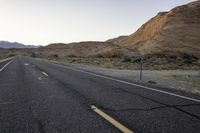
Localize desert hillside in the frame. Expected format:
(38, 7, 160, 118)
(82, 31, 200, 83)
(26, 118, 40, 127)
(38, 41, 127, 58)
(0, 41, 38, 48)
(110, 0, 200, 58)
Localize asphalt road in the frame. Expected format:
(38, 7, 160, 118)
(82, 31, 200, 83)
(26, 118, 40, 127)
(0, 56, 200, 133)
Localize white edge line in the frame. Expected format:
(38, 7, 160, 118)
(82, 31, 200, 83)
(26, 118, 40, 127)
(0, 60, 12, 72)
(63, 65, 200, 103)
(42, 72, 48, 76)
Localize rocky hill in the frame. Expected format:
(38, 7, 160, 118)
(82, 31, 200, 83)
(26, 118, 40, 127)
(109, 0, 200, 58)
(38, 41, 126, 58)
(0, 41, 37, 48)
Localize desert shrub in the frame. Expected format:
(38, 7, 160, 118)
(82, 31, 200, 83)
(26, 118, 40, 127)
(172, 75, 177, 78)
(122, 56, 132, 62)
(70, 59, 76, 63)
(148, 80, 157, 84)
(31, 52, 36, 57)
(104, 62, 113, 68)
(181, 53, 198, 64)
(68, 54, 77, 58)
(52, 54, 58, 58)
(96, 54, 104, 58)
(168, 55, 177, 59)
(100, 50, 124, 58)
(8, 54, 15, 57)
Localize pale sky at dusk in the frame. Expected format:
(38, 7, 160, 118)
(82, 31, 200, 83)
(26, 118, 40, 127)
(0, 0, 196, 45)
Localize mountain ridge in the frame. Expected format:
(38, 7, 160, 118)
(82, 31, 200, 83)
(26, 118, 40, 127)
(0, 41, 38, 49)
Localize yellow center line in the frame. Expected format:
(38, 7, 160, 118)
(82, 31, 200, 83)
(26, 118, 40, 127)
(91, 105, 134, 133)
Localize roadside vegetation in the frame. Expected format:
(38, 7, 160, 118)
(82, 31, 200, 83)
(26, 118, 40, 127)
(33, 53, 200, 70)
(0, 56, 13, 61)
(0, 56, 8, 60)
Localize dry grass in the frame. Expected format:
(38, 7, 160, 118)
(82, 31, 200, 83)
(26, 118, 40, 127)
(0, 56, 14, 62)
(35, 56, 200, 70)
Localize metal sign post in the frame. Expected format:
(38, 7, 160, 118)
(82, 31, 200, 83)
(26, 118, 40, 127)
(130, 52, 144, 81)
(139, 53, 143, 81)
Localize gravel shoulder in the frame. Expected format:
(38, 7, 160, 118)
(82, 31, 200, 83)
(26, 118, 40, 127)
(67, 64, 200, 95)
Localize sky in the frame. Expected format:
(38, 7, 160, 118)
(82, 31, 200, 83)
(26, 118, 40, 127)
(0, 0, 196, 46)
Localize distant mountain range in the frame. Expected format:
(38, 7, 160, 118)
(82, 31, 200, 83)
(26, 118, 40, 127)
(0, 41, 38, 48)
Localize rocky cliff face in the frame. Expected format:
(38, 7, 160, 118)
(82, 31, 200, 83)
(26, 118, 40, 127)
(110, 1, 200, 57)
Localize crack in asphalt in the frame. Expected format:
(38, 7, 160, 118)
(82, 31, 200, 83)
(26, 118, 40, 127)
(99, 103, 200, 113)
(175, 107, 200, 120)
(99, 87, 200, 120)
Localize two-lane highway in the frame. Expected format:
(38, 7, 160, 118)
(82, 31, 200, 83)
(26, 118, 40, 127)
(0, 57, 200, 133)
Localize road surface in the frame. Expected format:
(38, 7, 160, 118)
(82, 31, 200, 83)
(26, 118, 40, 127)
(0, 56, 200, 133)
